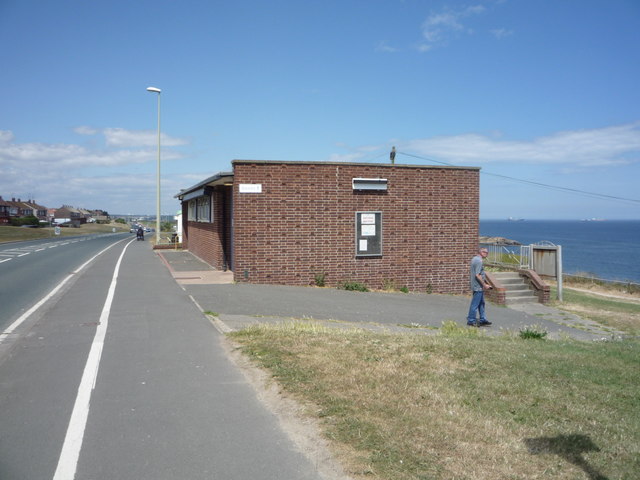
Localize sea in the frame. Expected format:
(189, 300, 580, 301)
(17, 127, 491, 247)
(480, 220, 640, 284)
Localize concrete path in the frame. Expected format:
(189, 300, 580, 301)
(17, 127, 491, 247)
(0, 242, 341, 480)
(158, 251, 624, 341)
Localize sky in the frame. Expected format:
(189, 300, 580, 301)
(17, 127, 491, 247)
(1, 0, 639, 220)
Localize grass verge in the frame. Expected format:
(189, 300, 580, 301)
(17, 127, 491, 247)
(230, 322, 639, 479)
(0, 223, 130, 243)
(552, 287, 640, 336)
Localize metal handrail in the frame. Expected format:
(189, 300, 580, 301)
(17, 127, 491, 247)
(480, 243, 531, 269)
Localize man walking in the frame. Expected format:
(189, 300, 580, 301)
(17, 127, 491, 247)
(467, 248, 492, 326)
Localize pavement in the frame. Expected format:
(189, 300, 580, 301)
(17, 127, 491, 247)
(157, 250, 625, 341)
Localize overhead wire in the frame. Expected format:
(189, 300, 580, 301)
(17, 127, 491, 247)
(397, 151, 640, 205)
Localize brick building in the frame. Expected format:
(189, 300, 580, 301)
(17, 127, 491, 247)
(176, 160, 480, 294)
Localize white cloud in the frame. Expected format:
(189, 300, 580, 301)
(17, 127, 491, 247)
(419, 4, 486, 50)
(0, 130, 15, 144)
(329, 142, 384, 162)
(103, 127, 188, 148)
(0, 127, 190, 211)
(490, 28, 513, 39)
(74, 126, 98, 136)
(403, 123, 640, 167)
(375, 41, 399, 53)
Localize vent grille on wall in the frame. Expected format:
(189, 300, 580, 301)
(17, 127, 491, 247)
(352, 178, 388, 191)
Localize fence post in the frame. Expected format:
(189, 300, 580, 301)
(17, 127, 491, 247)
(557, 245, 563, 302)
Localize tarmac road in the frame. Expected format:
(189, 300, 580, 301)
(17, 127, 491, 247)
(0, 240, 334, 480)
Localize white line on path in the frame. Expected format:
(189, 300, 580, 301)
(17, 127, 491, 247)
(0, 238, 128, 342)
(53, 238, 134, 480)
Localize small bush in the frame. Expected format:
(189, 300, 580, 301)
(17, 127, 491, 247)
(440, 320, 481, 337)
(314, 272, 326, 287)
(338, 281, 369, 292)
(9, 216, 40, 227)
(519, 325, 548, 340)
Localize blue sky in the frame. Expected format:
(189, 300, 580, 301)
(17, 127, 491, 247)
(1, 0, 639, 219)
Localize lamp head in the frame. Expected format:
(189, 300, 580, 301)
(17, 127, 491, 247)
(146, 86, 161, 93)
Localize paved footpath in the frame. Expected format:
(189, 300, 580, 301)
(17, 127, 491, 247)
(158, 251, 624, 342)
(0, 241, 341, 480)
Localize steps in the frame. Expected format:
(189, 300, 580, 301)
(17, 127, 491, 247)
(491, 271, 538, 304)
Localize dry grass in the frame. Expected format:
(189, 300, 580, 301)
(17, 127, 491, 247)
(550, 286, 640, 336)
(0, 223, 130, 243)
(231, 322, 639, 480)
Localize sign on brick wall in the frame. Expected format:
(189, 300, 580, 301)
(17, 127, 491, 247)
(356, 211, 382, 257)
(239, 183, 262, 193)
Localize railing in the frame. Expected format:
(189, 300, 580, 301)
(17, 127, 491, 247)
(480, 243, 531, 269)
(563, 273, 640, 291)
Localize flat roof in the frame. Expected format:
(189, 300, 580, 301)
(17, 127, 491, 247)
(174, 171, 233, 199)
(232, 159, 480, 171)
(176, 160, 481, 199)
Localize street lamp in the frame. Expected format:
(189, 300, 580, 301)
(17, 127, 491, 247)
(146, 86, 161, 244)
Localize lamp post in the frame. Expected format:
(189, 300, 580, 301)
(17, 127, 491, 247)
(146, 86, 161, 244)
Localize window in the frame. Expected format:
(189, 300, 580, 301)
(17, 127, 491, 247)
(188, 195, 212, 222)
(196, 195, 211, 222)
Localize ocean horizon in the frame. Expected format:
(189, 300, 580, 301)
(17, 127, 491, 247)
(479, 219, 640, 284)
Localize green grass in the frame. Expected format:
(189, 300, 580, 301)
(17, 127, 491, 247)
(559, 288, 640, 314)
(0, 223, 130, 243)
(552, 286, 640, 336)
(338, 281, 369, 292)
(230, 323, 640, 479)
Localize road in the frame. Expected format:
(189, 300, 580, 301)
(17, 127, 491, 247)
(0, 233, 131, 331)
(0, 237, 330, 480)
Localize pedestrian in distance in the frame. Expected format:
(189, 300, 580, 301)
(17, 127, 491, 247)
(467, 247, 492, 326)
(137, 226, 144, 241)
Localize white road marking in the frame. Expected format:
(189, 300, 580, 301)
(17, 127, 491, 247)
(53, 239, 134, 480)
(0, 238, 127, 342)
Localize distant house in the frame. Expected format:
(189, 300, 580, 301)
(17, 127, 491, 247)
(0, 196, 10, 224)
(176, 160, 480, 294)
(0, 196, 49, 223)
(20, 200, 48, 221)
(90, 209, 110, 223)
(54, 205, 86, 225)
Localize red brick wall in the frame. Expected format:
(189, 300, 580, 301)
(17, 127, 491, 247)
(231, 161, 479, 294)
(183, 187, 231, 270)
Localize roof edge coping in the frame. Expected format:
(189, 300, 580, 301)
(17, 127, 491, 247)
(231, 159, 480, 171)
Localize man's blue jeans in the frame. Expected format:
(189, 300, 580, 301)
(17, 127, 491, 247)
(467, 290, 487, 324)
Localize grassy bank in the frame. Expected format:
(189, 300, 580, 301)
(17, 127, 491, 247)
(230, 321, 639, 479)
(551, 286, 640, 337)
(0, 223, 130, 243)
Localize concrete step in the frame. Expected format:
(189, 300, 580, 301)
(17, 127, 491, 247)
(491, 271, 538, 304)
(491, 272, 521, 280)
(506, 290, 537, 300)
